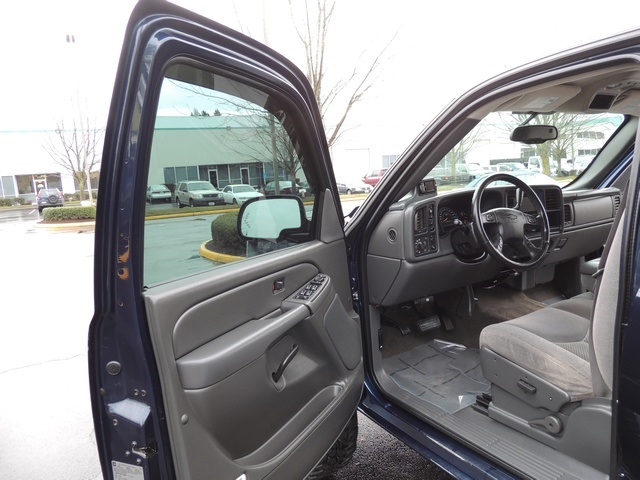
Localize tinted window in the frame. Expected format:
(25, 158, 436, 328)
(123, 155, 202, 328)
(143, 64, 315, 285)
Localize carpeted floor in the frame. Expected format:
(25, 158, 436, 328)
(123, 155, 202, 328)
(380, 285, 552, 358)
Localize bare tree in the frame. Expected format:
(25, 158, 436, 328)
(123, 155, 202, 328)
(525, 113, 587, 175)
(44, 115, 102, 202)
(289, 0, 395, 148)
(442, 127, 486, 176)
(502, 113, 603, 175)
(184, 85, 303, 193)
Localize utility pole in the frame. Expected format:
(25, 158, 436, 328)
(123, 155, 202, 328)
(66, 33, 94, 204)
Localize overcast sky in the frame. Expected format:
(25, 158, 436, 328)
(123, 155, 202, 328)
(2, 0, 639, 176)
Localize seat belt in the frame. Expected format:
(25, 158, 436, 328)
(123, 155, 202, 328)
(592, 181, 628, 294)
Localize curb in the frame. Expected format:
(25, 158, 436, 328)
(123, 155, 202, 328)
(199, 242, 244, 264)
(147, 208, 237, 221)
(36, 220, 95, 232)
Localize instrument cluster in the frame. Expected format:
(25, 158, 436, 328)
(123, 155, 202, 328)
(438, 206, 471, 234)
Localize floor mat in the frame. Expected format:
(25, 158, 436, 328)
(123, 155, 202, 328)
(383, 339, 490, 413)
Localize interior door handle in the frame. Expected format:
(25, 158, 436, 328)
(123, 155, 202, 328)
(272, 344, 299, 383)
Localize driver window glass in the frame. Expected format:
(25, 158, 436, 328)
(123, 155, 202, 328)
(143, 64, 313, 286)
(429, 112, 624, 191)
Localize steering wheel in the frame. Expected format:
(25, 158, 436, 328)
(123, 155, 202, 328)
(471, 173, 550, 270)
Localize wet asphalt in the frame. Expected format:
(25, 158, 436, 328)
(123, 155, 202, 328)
(333, 415, 451, 479)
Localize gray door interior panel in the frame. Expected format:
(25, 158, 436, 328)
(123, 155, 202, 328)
(176, 303, 309, 389)
(143, 238, 362, 479)
(323, 295, 362, 370)
(172, 263, 318, 358)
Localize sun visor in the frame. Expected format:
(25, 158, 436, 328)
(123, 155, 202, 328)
(499, 85, 582, 112)
(610, 89, 640, 115)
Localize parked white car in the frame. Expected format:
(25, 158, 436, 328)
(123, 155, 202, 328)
(221, 184, 264, 205)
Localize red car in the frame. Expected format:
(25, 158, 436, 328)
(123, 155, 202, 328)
(362, 168, 388, 186)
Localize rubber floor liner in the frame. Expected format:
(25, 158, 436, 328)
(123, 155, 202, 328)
(383, 339, 490, 413)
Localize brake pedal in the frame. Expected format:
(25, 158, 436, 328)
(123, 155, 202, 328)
(415, 315, 441, 333)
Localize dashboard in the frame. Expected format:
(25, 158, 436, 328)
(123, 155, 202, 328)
(366, 178, 619, 307)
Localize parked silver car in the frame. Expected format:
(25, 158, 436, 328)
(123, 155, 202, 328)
(336, 181, 371, 195)
(175, 180, 223, 207)
(146, 184, 172, 203)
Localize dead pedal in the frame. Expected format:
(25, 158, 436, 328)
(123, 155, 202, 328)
(415, 315, 441, 333)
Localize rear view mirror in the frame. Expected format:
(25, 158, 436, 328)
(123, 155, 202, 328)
(510, 125, 558, 144)
(238, 196, 307, 240)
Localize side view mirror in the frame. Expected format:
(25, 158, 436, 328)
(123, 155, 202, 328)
(237, 195, 307, 241)
(510, 125, 558, 144)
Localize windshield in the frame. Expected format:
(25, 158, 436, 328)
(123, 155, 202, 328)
(428, 112, 624, 192)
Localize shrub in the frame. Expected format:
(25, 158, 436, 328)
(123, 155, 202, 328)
(43, 206, 96, 222)
(64, 193, 81, 202)
(0, 197, 27, 207)
(210, 211, 245, 256)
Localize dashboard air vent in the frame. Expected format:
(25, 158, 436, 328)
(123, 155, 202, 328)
(613, 195, 621, 213)
(563, 204, 573, 227)
(544, 190, 559, 210)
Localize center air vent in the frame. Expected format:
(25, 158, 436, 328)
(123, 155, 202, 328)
(544, 189, 559, 210)
(387, 228, 398, 243)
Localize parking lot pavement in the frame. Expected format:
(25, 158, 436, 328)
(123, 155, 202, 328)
(0, 221, 101, 480)
(0, 219, 448, 479)
(334, 414, 451, 479)
(0, 354, 102, 480)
